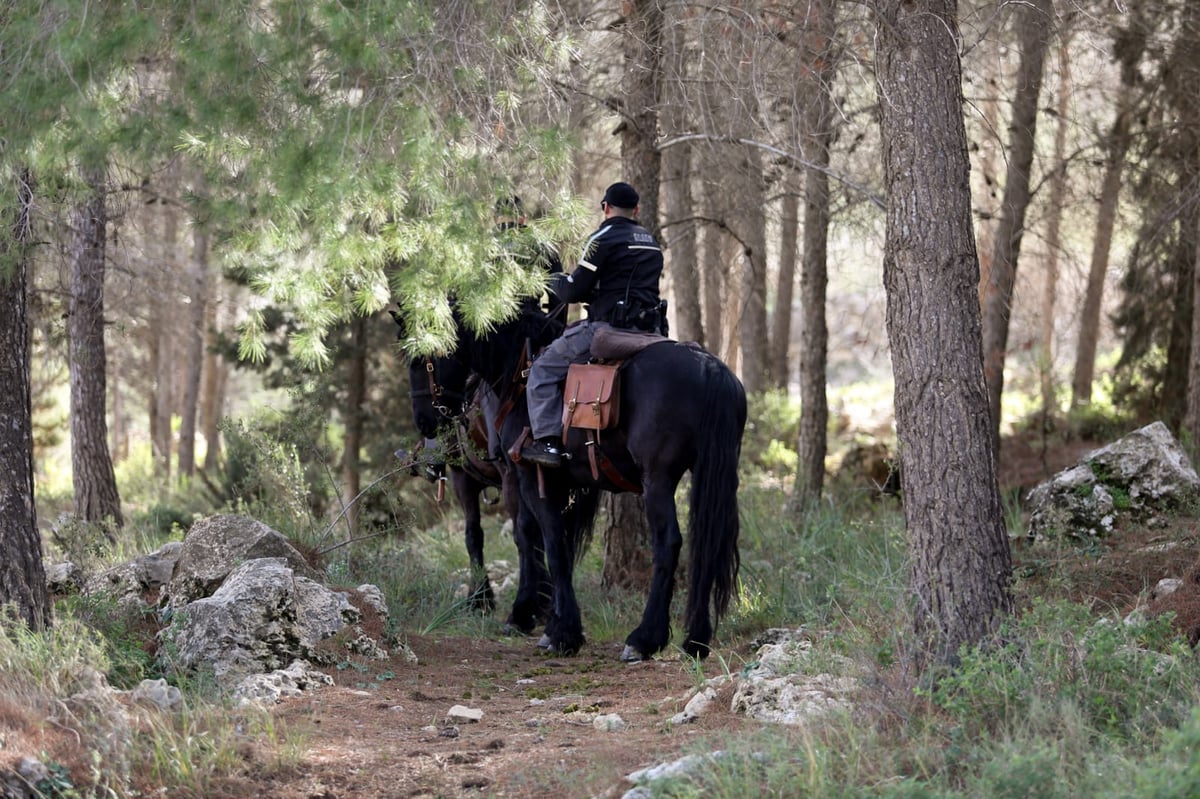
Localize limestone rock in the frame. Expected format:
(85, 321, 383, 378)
(234, 660, 334, 706)
(162, 557, 359, 688)
(74, 541, 185, 607)
(165, 515, 317, 607)
(1026, 421, 1200, 540)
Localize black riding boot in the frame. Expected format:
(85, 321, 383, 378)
(522, 437, 564, 468)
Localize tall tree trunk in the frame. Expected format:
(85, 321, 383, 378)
(69, 164, 123, 531)
(151, 167, 179, 478)
(341, 316, 368, 535)
(771, 173, 799, 389)
(874, 0, 1013, 669)
(0, 169, 49, 630)
(177, 223, 209, 478)
(791, 0, 837, 508)
(1071, 82, 1135, 406)
(702, 189, 726, 357)
(1039, 36, 1073, 419)
(736, 149, 769, 394)
(973, 43, 1004, 307)
(1184, 208, 1200, 453)
(661, 7, 702, 345)
(602, 0, 665, 592)
(980, 0, 1053, 449)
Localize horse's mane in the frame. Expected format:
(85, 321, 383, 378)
(462, 306, 564, 404)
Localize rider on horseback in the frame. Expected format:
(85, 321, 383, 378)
(521, 182, 666, 468)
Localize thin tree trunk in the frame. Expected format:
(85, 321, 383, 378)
(792, 0, 837, 508)
(1039, 36, 1073, 419)
(974, 48, 1004, 309)
(874, 0, 1013, 669)
(602, 0, 665, 593)
(980, 0, 1054, 449)
(177, 224, 209, 478)
(341, 316, 368, 535)
(770, 173, 799, 389)
(662, 7, 701, 345)
(0, 169, 49, 630)
(1072, 82, 1134, 406)
(737, 149, 769, 394)
(152, 166, 179, 478)
(702, 190, 726, 357)
(1184, 208, 1200, 453)
(69, 164, 123, 532)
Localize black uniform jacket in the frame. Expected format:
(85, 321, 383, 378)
(550, 216, 663, 323)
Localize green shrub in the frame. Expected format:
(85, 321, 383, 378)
(926, 600, 1200, 741)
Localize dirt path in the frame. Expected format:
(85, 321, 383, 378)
(240, 633, 753, 799)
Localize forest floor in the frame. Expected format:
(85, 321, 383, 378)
(169, 431, 1200, 798)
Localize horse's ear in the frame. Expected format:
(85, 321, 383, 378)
(389, 309, 405, 339)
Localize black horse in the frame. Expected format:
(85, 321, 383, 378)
(406, 358, 554, 632)
(397, 305, 553, 626)
(409, 306, 746, 661)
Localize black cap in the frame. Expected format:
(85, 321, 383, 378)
(601, 182, 639, 209)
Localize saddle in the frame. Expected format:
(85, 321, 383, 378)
(558, 327, 671, 488)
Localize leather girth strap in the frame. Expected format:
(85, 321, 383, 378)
(585, 434, 641, 494)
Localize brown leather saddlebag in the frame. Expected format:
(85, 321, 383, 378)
(562, 363, 620, 435)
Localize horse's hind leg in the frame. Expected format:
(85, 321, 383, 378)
(621, 478, 683, 662)
(454, 471, 496, 613)
(506, 494, 551, 634)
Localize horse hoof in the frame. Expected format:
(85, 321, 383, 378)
(620, 645, 646, 663)
(537, 634, 554, 650)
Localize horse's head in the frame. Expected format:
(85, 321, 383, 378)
(406, 351, 472, 438)
(391, 309, 458, 438)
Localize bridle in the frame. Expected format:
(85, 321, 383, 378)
(411, 355, 468, 421)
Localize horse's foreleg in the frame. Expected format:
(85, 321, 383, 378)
(454, 471, 496, 613)
(621, 480, 683, 662)
(522, 481, 584, 655)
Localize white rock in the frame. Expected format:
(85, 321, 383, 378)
(447, 704, 483, 722)
(593, 713, 626, 731)
(131, 678, 183, 711)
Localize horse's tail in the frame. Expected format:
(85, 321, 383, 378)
(685, 357, 746, 634)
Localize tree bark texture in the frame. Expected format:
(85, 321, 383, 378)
(1039, 36, 1072, 418)
(792, 0, 837, 507)
(771, 174, 799, 389)
(702, 181, 727, 359)
(874, 0, 1013, 667)
(0, 170, 50, 630)
(1184, 208, 1200, 452)
(1071, 82, 1134, 406)
(736, 150, 769, 394)
(620, 0, 664, 239)
(661, 6, 702, 345)
(980, 0, 1053, 448)
(69, 165, 124, 530)
(177, 224, 209, 478)
(601, 0, 665, 593)
(151, 175, 179, 479)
